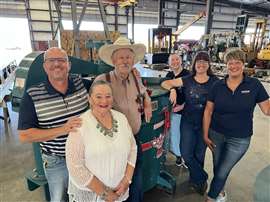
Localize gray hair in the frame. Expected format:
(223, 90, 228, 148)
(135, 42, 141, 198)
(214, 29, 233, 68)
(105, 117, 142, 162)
(89, 80, 112, 96)
(43, 47, 69, 62)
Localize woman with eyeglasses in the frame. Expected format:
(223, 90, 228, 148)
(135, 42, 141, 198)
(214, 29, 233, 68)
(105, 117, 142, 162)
(161, 51, 219, 195)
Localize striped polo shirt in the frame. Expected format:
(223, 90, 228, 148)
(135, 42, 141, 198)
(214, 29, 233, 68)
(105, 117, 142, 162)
(18, 74, 89, 156)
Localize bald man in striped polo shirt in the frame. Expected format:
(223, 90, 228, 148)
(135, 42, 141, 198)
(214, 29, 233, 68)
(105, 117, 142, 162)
(18, 47, 89, 202)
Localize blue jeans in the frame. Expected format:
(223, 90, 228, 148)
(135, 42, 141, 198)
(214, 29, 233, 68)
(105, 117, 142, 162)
(125, 136, 143, 202)
(180, 117, 208, 186)
(169, 113, 182, 157)
(42, 153, 69, 202)
(208, 129, 251, 199)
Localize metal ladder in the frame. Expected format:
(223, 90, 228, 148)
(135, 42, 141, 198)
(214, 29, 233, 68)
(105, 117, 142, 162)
(24, 0, 62, 51)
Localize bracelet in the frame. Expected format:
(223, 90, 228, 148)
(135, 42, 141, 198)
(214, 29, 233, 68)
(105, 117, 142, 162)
(100, 186, 110, 201)
(124, 175, 132, 185)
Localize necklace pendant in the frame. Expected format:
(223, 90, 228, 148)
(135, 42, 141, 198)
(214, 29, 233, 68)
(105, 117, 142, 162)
(96, 115, 118, 138)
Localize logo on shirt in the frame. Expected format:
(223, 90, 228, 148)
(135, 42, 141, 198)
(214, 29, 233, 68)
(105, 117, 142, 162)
(241, 90, 250, 94)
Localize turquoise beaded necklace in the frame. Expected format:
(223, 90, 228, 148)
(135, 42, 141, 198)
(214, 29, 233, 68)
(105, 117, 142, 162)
(93, 111, 118, 137)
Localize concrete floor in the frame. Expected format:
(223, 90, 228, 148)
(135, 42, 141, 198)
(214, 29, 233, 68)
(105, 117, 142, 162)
(1, 85, 269, 202)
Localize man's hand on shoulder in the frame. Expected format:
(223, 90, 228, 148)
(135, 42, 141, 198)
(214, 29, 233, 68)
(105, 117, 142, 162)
(19, 117, 83, 143)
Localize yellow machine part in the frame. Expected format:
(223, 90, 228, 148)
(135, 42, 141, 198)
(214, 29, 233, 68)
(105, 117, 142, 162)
(257, 45, 270, 61)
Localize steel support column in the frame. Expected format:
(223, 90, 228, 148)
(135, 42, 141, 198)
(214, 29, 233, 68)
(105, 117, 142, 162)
(176, 0, 180, 28)
(204, 0, 215, 48)
(131, 5, 135, 41)
(158, 0, 164, 26)
(114, 4, 118, 31)
(48, 0, 54, 39)
(25, 0, 35, 50)
(71, 0, 80, 57)
(77, 0, 88, 30)
(52, 0, 63, 39)
(126, 7, 129, 37)
(97, 0, 110, 39)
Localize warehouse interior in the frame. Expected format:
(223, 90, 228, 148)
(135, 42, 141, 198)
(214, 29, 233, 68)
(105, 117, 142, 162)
(0, 0, 270, 202)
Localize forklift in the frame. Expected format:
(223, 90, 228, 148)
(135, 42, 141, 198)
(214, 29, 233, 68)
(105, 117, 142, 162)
(246, 19, 270, 69)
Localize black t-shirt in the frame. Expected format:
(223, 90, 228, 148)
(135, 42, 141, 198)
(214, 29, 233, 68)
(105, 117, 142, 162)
(182, 74, 219, 126)
(165, 69, 190, 114)
(208, 75, 269, 138)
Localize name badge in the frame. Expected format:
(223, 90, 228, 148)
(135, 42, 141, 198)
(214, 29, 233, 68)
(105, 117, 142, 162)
(241, 90, 250, 94)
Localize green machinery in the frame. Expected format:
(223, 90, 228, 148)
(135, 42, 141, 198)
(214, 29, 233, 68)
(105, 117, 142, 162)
(12, 52, 176, 200)
(85, 39, 111, 64)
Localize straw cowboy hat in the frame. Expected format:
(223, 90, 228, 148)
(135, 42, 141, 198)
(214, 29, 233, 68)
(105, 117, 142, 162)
(98, 36, 146, 66)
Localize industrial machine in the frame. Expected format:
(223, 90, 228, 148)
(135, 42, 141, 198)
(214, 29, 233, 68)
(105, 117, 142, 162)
(103, 0, 137, 7)
(148, 27, 172, 55)
(146, 27, 172, 70)
(146, 12, 205, 69)
(251, 44, 270, 70)
(85, 39, 112, 64)
(245, 19, 270, 69)
(257, 44, 270, 62)
(195, 31, 244, 62)
(0, 60, 17, 124)
(12, 52, 176, 200)
(197, 16, 270, 70)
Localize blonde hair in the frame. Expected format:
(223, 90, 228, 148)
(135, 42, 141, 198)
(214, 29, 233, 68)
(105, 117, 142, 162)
(224, 48, 246, 64)
(168, 53, 182, 66)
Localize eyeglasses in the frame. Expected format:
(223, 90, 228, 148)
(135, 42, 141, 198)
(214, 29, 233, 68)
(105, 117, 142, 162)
(45, 58, 68, 64)
(196, 60, 209, 64)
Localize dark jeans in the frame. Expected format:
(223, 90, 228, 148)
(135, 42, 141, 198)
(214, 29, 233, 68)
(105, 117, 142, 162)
(180, 117, 208, 186)
(124, 135, 143, 202)
(208, 129, 251, 199)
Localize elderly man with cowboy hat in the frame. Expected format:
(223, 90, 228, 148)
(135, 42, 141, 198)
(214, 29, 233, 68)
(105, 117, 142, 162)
(94, 36, 152, 202)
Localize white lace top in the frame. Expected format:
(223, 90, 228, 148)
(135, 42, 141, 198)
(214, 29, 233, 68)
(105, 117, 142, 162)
(66, 109, 137, 202)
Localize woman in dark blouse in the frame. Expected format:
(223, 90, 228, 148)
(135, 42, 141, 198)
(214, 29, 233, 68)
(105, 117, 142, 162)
(162, 51, 219, 195)
(203, 48, 270, 202)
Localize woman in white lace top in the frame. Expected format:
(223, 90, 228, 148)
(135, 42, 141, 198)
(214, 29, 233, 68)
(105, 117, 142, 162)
(66, 80, 137, 202)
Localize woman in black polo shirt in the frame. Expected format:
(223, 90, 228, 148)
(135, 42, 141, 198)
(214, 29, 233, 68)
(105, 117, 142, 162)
(203, 48, 270, 202)
(162, 51, 219, 195)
